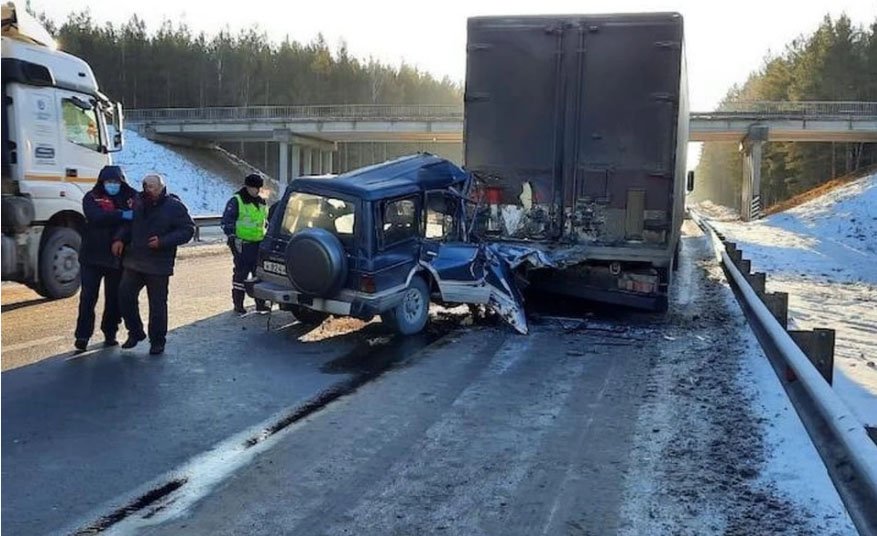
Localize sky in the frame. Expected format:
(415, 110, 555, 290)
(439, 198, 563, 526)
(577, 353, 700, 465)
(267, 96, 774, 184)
(31, 0, 877, 168)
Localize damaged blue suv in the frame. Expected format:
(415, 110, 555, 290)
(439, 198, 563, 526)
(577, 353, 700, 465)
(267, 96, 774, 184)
(250, 154, 527, 335)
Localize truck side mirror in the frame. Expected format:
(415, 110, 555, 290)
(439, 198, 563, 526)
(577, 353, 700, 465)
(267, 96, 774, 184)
(686, 170, 695, 193)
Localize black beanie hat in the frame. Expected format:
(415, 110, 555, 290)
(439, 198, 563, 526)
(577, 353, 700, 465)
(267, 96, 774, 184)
(245, 174, 264, 188)
(98, 165, 126, 183)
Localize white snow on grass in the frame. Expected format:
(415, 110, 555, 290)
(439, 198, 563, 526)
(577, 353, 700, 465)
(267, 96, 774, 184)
(704, 173, 877, 427)
(113, 129, 237, 215)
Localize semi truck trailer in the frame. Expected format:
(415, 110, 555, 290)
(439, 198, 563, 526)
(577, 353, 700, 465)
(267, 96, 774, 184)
(464, 13, 690, 311)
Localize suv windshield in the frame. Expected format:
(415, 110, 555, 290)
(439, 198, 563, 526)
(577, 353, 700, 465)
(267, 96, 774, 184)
(280, 192, 356, 239)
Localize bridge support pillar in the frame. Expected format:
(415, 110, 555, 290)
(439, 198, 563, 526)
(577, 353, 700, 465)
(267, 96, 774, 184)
(291, 144, 301, 180)
(323, 151, 333, 174)
(314, 150, 324, 175)
(740, 125, 768, 221)
(303, 148, 313, 176)
(278, 142, 289, 184)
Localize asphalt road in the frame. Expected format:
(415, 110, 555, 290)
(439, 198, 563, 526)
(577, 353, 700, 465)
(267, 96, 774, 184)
(0, 225, 854, 535)
(1, 243, 232, 370)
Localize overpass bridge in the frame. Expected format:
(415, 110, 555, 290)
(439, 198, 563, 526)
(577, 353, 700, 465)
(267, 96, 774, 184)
(127, 101, 877, 219)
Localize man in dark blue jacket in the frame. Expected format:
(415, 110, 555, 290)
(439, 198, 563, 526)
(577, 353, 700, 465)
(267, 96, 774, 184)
(74, 165, 137, 353)
(113, 174, 195, 355)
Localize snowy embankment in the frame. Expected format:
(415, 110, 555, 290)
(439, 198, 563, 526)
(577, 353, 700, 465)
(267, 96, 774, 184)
(698, 174, 877, 428)
(112, 129, 245, 215)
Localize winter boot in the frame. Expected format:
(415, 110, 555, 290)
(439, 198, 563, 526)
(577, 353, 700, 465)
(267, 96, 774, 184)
(233, 289, 247, 314)
(255, 299, 271, 313)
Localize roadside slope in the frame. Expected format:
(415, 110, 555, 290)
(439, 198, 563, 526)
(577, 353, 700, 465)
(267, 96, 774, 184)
(704, 174, 877, 427)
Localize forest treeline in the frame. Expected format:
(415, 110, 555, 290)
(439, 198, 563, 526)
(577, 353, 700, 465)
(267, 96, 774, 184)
(693, 14, 877, 209)
(37, 10, 462, 108)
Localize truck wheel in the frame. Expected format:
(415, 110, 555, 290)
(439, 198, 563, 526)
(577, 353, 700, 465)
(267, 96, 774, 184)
(289, 304, 329, 326)
(36, 226, 81, 299)
(387, 276, 429, 335)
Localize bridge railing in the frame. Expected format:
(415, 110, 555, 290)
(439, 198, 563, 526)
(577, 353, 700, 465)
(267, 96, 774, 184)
(693, 101, 877, 119)
(125, 101, 877, 124)
(126, 104, 464, 123)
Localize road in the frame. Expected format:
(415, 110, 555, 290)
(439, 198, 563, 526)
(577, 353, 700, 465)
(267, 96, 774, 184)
(0, 224, 855, 535)
(1, 243, 231, 370)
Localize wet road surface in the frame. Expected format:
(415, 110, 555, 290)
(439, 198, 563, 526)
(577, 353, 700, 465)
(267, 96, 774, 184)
(1, 225, 854, 535)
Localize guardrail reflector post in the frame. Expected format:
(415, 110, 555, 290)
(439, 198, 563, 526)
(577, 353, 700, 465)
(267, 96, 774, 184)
(789, 329, 835, 385)
(762, 292, 789, 329)
(748, 272, 766, 294)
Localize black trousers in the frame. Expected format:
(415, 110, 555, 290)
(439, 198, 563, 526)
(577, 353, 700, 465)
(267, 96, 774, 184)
(74, 263, 122, 341)
(119, 268, 170, 345)
(232, 240, 260, 294)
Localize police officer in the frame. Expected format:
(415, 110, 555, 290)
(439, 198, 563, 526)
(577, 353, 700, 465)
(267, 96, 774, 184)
(221, 174, 269, 314)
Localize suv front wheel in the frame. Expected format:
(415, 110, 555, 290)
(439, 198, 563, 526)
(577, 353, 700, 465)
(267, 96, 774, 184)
(382, 276, 429, 335)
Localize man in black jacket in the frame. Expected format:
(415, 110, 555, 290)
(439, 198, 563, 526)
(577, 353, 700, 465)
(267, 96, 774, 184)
(113, 174, 195, 355)
(73, 165, 137, 353)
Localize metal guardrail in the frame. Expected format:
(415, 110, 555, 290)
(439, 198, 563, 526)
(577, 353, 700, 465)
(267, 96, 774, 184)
(192, 214, 222, 242)
(125, 102, 877, 124)
(692, 212, 877, 536)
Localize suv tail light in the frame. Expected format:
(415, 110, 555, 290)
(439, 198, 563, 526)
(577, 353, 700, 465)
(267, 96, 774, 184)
(359, 274, 376, 293)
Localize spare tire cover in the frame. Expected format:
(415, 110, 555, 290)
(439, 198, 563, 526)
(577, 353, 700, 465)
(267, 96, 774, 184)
(284, 228, 348, 296)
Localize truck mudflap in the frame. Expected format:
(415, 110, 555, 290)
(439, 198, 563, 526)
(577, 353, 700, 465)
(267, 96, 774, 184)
(423, 242, 557, 335)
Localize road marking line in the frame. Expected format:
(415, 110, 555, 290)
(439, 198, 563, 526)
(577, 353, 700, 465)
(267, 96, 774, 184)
(4, 335, 65, 352)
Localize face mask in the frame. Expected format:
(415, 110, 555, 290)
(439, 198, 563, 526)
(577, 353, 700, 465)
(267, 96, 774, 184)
(104, 182, 121, 196)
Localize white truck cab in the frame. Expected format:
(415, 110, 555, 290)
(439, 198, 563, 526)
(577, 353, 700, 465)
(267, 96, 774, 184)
(2, 1, 123, 298)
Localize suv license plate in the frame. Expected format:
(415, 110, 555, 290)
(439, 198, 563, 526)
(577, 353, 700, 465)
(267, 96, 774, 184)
(263, 261, 287, 276)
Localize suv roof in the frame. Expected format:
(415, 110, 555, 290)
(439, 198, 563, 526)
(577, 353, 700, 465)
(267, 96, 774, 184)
(291, 153, 468, 201)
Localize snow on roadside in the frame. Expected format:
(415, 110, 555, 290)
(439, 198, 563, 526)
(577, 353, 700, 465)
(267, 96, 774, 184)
(702, 173, 877, 427)
(113, 130, 238, 215)
(619, 221, 854, 535)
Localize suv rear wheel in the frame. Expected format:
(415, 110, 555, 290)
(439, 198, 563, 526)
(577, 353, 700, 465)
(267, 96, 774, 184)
(382, 276, 429, 335)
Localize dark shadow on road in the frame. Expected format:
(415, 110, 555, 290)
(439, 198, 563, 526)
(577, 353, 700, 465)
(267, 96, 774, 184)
(1, 297, 51, 314)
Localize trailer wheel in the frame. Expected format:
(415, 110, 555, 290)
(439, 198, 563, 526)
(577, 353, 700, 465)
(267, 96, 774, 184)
(35, 226, 81, 299)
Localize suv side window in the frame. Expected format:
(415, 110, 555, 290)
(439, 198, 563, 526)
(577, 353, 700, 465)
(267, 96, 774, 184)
(62, 99, 101, 152)
(381, 196, 418, 246)
(424, 192, 458, 241)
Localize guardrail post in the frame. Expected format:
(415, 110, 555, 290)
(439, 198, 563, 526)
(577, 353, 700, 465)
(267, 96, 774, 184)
(737, 258, 751, 274)
(762, 292, 789, 329)
(726, 243, 742, 264)
(789, 328, 835, 384)
(194, 226, 201, 242)
(748, 272, 766, 294)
